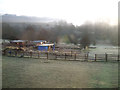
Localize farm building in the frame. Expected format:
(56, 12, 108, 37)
(10, 40, 27, 47)
(37, 44, 55, 51)
(2, 39, 10, 44)
(32, 40, 47, 45)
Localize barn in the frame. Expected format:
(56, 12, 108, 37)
(10, 40, 27, 47)
(32, 40, 47, 45)
(37, 44, 55, 51)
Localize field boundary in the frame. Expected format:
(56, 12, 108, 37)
(2, 50, 120, 62)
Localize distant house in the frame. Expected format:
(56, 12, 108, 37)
(32, 40, 47, 46)
(10, 40, 27, 47)
(10, 40, 55, 51)
(2, 39, 10, 44)
(37, 44, 55, 51)
(11, 40, 26, 43)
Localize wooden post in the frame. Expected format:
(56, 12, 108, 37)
(47, 52, 48, 59)
(30, 52, 32, 58)
(65, 53, 66, 60)
(95, 54, 97, 61)
(55, 53, 57, 60)
(5, 50, 6, 56)
(71, 51, 72, 57)
(3, 50, 6, 56)
(29, 52, 31, 58)
(10, 51, 12, 56)
(87, 53, 89, 60)
(15, 51, 17, 57)
(14, 51, 16, 57)
(85, 53, 89, 61)
(31, 52, 32, 58)
(84, 54, 86, 61)
(118, 54, 119, 62)
(23, 51, 24, 57)
(20, 51, 24, 58)
(105, 53, 107, 62)
(74, 53, 76, 60)
(38, 52, 40, 58)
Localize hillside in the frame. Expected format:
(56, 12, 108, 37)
(2, 14, 58, 23)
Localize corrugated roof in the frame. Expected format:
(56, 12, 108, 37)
(32, 40, 46, 43)
(11, 40, 26, 42)
(38, 44, 54, 46)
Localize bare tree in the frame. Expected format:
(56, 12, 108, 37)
(21, 25, 36, 40)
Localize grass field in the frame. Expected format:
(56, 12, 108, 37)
(2, 56, 118, 88)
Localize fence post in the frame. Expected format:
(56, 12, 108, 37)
(55, 53, 57, 60)
(84, 54, 86, 61)
(47, 52, 49, 59)
(20, 51, 24, 58)
(105, 53, 107, 62)
(95, 54, 97, 61)
(38, 52, 40, 58)
(9, 50, 11, 56)
(23, 51, 24, 57)
(15, 51, 17, 57)
(30, 52, 32, 58)
(86, 53, 89, 61)
(65, 53, 66, 60)
(74, 53, 76, 60)
(71, 51, 72, 57)
(118, 54, 119, 62)
(3, 50, 6, 56)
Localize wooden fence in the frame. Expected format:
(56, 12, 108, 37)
(2, 50, 120, 62)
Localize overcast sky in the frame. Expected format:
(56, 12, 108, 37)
(0, 0, 118, 25)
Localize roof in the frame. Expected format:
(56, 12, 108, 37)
(11, 40, 26, 42)
(32, 40, 46, 43)
(38, 44, 54, 46)
(1, 39, 10, 43)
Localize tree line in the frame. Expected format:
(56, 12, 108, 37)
(2, 21, 118, 48)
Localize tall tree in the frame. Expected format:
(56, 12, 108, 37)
(21, 25, 36, 40)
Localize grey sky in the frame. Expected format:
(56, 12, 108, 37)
(0, 0, 118, 25)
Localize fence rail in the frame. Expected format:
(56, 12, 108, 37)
(2, 50, 120, 62)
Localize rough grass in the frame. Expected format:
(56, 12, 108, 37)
(2, 56, 118, 88)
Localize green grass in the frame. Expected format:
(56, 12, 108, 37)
(2, 56, 118, 88)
